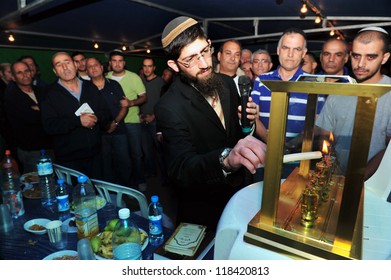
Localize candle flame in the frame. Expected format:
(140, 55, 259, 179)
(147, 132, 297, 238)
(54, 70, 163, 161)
(329, 132, 334, 142)
(322, 140, 329, 154)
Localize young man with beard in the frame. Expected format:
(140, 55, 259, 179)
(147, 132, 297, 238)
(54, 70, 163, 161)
(316, 27, 391, 179)
(155, 16, 266, 230)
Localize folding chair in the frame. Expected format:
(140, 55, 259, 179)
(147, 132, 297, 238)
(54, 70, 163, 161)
(91, 178, 149, 219)
(52, 163, 92, 186)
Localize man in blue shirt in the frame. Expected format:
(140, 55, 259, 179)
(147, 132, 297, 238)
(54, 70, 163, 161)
(252, 28, 325, 146)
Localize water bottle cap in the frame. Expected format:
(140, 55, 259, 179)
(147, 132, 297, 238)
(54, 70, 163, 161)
(77, 175, 88, 183)
(151, 195, 159, 203)
(57, 178, 64, 184)
(118, 208, 130, 219)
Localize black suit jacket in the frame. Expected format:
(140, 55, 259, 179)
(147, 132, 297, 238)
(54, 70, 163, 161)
(155, 73, 245, 229)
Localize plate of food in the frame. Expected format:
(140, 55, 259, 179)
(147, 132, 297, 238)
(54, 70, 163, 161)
(92, 228, 148, 260)
(70, 196, 107, 214)
(63, 217, 77, 233)
(22, 182, 41, 199)
(24, 218, 51, 235)
(20, 172, 39, 185)
(43, 250, 78, 260)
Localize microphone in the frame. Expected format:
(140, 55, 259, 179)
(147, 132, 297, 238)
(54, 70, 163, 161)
(238, 75, 252, 135)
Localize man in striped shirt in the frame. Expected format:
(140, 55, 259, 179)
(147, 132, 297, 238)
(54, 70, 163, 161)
(251, 28, 325, 146)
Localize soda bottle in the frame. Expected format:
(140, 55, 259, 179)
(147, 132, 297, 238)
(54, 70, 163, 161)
(56, 178, 71, 221)
(72, 175, 99, 239)
(148, 195, 164, 246)
(36, 149, 56, 207)
(1, 150, 25, 218)
(112, 208, 142, 260)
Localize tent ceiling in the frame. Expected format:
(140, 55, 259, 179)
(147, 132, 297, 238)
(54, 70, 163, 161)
(0, 0, 390, 56)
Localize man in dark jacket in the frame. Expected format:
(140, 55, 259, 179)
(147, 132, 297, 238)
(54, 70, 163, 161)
(41, 52, 110, 178)
(4, 61, 52, 172)
(155, 16, 266, 230)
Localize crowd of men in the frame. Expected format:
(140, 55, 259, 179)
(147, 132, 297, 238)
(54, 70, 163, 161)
(0, 18, 390, 230)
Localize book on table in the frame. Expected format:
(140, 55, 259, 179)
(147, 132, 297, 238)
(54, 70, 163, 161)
(154, 222, 214, 259)
(154, 229, 214, 260)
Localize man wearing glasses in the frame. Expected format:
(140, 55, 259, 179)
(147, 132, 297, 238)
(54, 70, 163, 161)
(155, 16, 266, 230)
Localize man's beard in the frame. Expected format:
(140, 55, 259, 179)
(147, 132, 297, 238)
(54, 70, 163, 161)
(179, 66, 224, 97)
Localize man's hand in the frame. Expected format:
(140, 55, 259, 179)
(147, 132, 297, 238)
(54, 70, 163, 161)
(238, 96, 258, 126)
(224, 135, 266, 174)
(80, 113, 97, 129)
(106, 121, 117, 134)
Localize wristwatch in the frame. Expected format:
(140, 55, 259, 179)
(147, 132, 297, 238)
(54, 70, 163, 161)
(219, 148, 232, 173)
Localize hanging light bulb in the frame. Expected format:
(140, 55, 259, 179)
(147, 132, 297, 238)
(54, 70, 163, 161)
(300, 3, 308, 14)
(8, 33, 15, 42)
(330, 30, 335, 36)
(93, 42, 99, 49)
(146, 49, 151, 54)
(121, 45, 127, 51)
(315, 15, 321, 24)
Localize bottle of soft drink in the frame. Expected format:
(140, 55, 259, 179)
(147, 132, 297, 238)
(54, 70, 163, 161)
(56, 178, 70, 221)
(1, 150, 25, 218)
(36, 149, 56, 207)
(148, 195, 164, 246)
(112, 208, 142, 260)
(72, 175, 99, 239)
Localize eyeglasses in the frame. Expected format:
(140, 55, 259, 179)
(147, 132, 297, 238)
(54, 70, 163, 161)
(177, 45, 214, 68)
(252, 59, 271, 65)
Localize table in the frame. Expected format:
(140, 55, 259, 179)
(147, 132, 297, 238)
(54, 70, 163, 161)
(214, 181, 391, 260)
(0, 197, 171, 260)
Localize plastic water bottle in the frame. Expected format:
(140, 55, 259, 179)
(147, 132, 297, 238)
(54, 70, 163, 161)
(148, 195, 164, 246)
(36, 149, 56, 207)
(56, 178, 70, 221)
(112, 208, 142, 260)
(1, 150, 25, 218)
(73, 175, 99, 239)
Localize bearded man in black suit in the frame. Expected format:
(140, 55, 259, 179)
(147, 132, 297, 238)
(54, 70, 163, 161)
(155, 16, 266, 230)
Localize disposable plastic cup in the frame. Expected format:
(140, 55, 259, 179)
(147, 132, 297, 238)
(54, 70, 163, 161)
(0, 204, 14, 233)
(46, 220, 68, 249)
(77, 238, 96, 260)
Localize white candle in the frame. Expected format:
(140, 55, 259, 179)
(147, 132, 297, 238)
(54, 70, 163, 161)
(283, 151, 322, 163)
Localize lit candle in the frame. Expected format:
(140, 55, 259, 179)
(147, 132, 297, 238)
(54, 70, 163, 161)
(322, 140, 330, 164)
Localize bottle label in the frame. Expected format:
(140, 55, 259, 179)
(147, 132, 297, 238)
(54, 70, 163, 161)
(57, 194, 70, 212)
(113, 243, 142, 260)
(75, 209, 99, 239)
(148, 215, 162, 235)
(37, 162, 53, 176)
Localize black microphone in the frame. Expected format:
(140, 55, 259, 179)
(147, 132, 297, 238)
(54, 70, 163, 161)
(238, 75, 252, 135)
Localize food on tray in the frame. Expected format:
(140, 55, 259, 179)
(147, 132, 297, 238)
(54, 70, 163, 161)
(91, 218, 148, 259)
(29, 224, 46, 231)
(53, 255, 79, 260)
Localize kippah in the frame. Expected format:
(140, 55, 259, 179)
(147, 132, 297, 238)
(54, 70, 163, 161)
(109, 49, 124, 57)
(359, 26, 389, 35)
(162, 16, 198, 48)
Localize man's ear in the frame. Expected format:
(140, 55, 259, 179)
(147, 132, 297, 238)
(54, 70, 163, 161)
(167, 60, 179, 73)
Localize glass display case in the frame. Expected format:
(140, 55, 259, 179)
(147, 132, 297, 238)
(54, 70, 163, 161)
(245, 80, 391, 259)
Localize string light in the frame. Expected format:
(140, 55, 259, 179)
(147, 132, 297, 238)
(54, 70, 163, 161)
(146, 49, 151, 54)
(93, 42, 99, 49)
(315, 15, 321, 24)
(300, 3, 308, 14)
(121, 45, 127, 51)
(330, 30, 335, 36)
(8, 33, 15, 42)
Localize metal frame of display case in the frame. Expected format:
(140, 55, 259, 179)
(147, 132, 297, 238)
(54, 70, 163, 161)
(244, 81, 391, 259)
